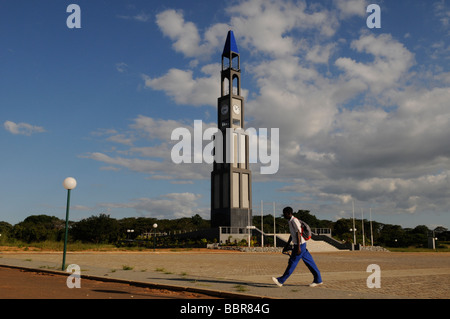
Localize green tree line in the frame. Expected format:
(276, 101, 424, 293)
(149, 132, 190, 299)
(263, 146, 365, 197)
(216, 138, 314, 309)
(0, 211, 448, 248)
(0, 214, 211, 246)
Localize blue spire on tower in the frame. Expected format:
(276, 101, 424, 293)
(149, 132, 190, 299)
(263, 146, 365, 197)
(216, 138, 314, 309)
(222, 30, 239, 56)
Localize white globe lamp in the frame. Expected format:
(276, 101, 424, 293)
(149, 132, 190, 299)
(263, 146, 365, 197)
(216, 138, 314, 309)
(63, 177, 77, 190)
(62, 177, 77, 270)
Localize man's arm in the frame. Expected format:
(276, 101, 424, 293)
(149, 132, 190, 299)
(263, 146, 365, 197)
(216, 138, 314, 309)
(296, 231, 302, 254)
(283, 236, 292, 252)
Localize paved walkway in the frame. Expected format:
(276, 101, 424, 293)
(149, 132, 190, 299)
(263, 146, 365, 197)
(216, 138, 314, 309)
(1, 249, 449, 299)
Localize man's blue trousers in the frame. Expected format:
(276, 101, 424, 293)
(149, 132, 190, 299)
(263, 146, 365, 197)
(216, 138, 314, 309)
(277, 243, 322, 284)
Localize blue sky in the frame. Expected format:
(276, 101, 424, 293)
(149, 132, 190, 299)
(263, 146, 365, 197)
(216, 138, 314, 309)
(1, 0, 449, 230)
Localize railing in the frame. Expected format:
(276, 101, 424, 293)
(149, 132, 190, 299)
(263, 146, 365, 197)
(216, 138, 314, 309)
(219, 227, 332, 236)
(218, 227, 350, 249)
(311, 228, 332, 236)
(220, 227, 250, 234)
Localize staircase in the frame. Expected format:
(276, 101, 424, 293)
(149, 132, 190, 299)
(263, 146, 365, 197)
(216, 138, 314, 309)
(274, 234, 341, 252)
(218, 226, 350, 252)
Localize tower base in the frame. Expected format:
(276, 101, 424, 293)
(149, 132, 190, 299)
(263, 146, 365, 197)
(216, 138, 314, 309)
(211, 208, 252, 228)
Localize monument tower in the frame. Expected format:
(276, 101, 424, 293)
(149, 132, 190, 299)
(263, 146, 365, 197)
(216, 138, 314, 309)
(211, 31, 252, 228)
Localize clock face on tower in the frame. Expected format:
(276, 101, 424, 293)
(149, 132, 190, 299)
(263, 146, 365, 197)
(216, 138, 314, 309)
(233, 104, 241, 114)
(221, 103, 229, 115)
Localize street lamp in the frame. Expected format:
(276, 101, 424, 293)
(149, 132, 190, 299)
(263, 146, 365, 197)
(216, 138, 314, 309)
(62, 177, 77, 271)
(350, 228, 357, 250)
(153, 223, 158, 252)
(349, 228, 357, 243)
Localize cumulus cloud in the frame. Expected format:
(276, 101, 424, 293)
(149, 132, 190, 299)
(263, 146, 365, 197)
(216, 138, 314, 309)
(334, 0, 369, 18)
(100, 192, 205, 219)
(156, 9, 229, 59)
(335, 33, 416, 95)
(85, 0, 450, 224)
(156, 9, 202, 57)
(142, 64, 219, 107)
(4, 121, 46, 136)
(117, 11, 151, 22)
(81, 116, 216, 181)
(305, 43, 336, 64)
(115, 62, 128, 73)
(434, 0, 450, 30)
(228, 0, 339, 56)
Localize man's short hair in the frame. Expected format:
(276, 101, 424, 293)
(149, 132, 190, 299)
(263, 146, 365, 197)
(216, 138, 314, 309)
(283, 206, 293, 215)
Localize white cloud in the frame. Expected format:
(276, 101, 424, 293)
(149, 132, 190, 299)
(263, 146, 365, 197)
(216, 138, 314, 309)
(434, 0, 450, 29)
(4, 121, 46, 136)
(134, 12, 151, 22)
(82, 116, 216, 181)
(115, 62, 128, 73)
(335, 33, 415, 95)
(117, 11, 150, 22)
(228, 0, 339, 56)
(156, 9, 202, 57)
(334, 0, 369, 18)
(101, 193, 206, 219)
(142, 64, 219, 107)
(305, 43, 336, 64)
(246, 55, 337, 139)
(156, 9, 229, 59)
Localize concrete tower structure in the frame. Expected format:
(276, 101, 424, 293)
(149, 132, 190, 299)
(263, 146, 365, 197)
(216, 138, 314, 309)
(211, 31, 252, 228)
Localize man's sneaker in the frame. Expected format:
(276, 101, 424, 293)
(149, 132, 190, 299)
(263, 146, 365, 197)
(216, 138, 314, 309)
(272, 277, 283, 287)
(309, 282, 323, 287)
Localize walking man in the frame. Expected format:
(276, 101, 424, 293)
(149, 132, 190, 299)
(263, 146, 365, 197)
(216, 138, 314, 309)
(272, 207, 323, 287)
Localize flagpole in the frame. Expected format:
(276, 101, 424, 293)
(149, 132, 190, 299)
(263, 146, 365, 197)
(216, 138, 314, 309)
(352, 200, 356, 245)
(370, 208, 374, 247)
(361, 208, 365, 247)
(273, 202, 276, 248)
(261, 200, 264, 248)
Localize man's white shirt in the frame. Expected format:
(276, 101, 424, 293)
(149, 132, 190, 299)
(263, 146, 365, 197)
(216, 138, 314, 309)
(288, 216, 306, 245)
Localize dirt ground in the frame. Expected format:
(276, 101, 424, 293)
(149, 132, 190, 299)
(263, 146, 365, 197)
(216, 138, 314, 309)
(0, 266, 218, 299)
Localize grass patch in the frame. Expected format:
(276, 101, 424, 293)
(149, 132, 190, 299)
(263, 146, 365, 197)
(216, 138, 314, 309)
(169, 248, 193, 252)
(0, 240, 118, 252)
(387, 246, 450, 252)
(122, 265, 134, 270)
(233, 285, 248, 292)
(155, 267, 173, 274)
(39, 265, 57, 269)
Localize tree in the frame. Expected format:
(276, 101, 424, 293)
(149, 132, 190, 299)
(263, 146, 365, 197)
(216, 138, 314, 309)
(12, 215, 64, 243)
(191, 214, 204, 226)
(379, 224, 406, 247)
(71, 214, 119, 244)
(0, 221, 13, 234)
(0, 221, 13, 243)
(412, 225, 429, 235)
(293, 210, 316, 226)
(434, 226, 448, 233)
(332, 218, 354, 242)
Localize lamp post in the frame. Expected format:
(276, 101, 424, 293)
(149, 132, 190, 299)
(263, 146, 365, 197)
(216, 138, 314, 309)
(349, 228, 357, 242)
(127, 229, 134, 240)
(350, 228, 357, 250)
(62, 177, 77, 271)
(153, 223, 158, 252)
